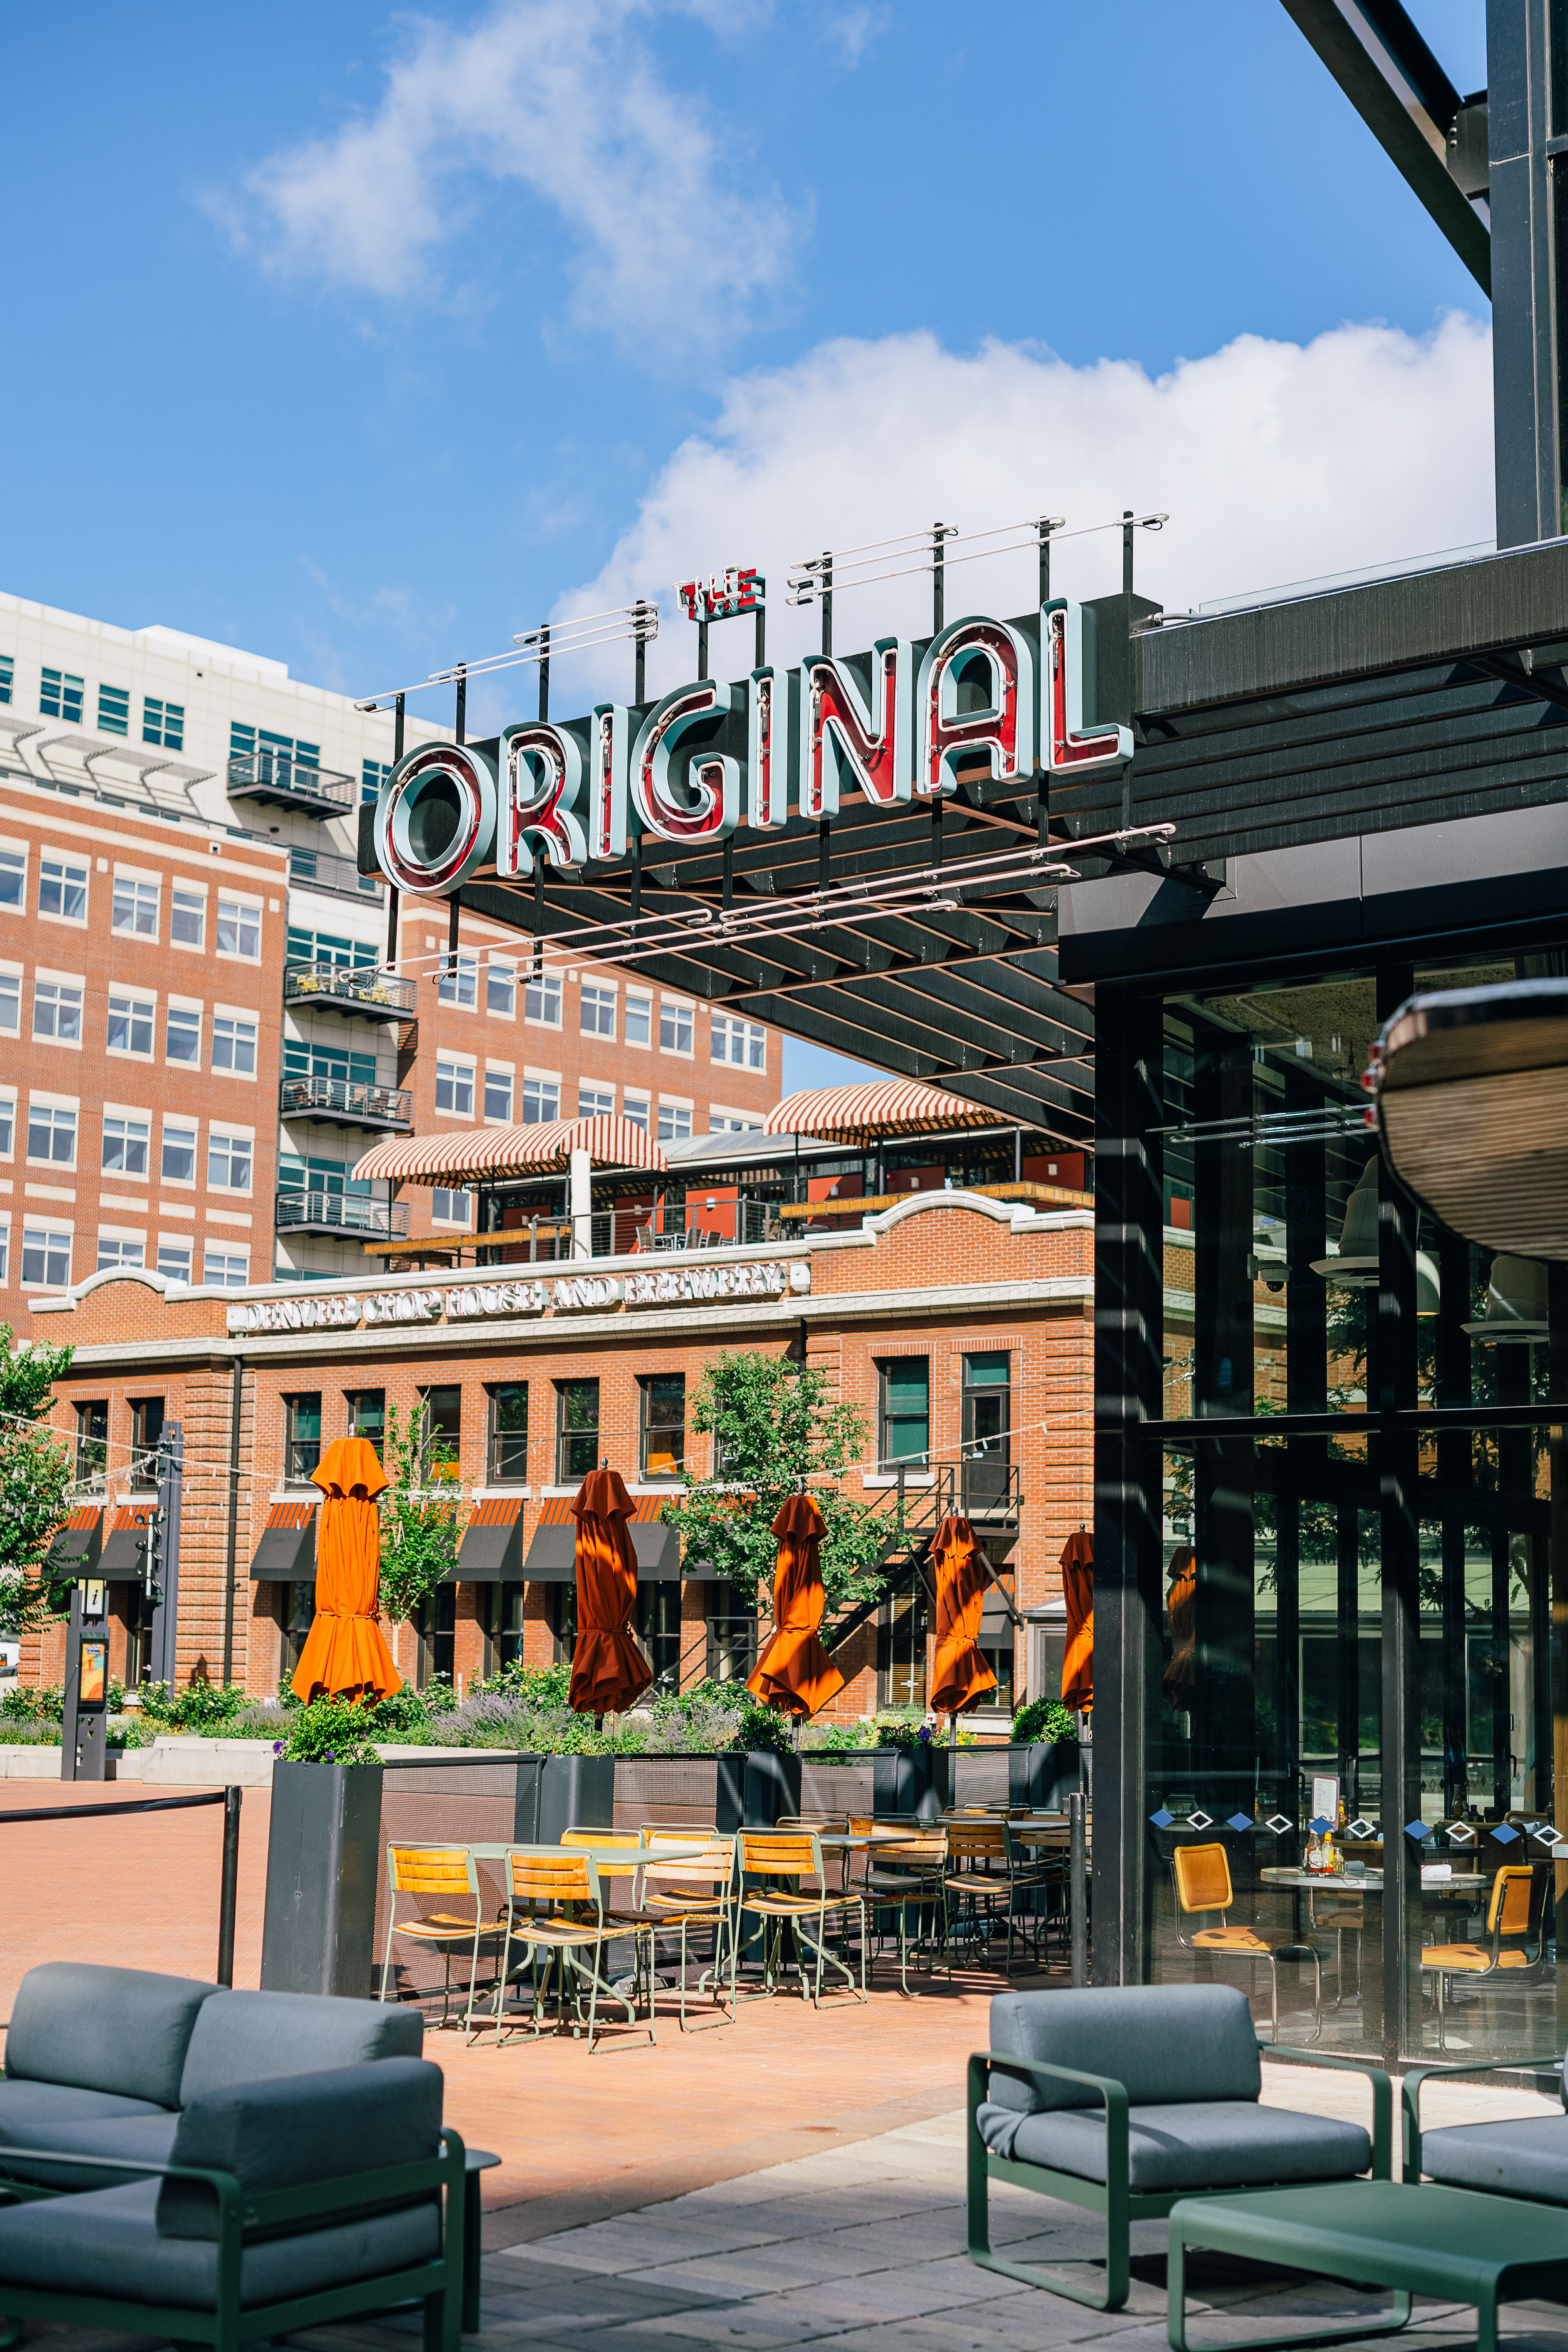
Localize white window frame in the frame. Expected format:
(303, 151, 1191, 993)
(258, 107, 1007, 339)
(32, 971, 84, 1049)
(657, 1098, 694, 1143)
(96, 1229, 148, 1272)
(486, 957, 517, 1019)
(580, 981, 617, 1039)
(624, 991, 653, 1050)
(0, 1086, 15, 1159)
(20, 1221, 72, 1290)
(520, 1071, 561, 1124)
(578, 1081, 615, 1117)
(437, 952, 479, 1009)
(108, 988, 158, 1060)
(201, 1244, 252, 1289)
(37, 850, 89, 926)
(431, 1186, 473, 1229)
(483, 1062, 514, 1124)
(659, 996, 695, 1057)
(435, 1054, 476, 1119)
(524, 970, 563, 1028)
(0, 959, 20, 1036)
(156, 1235, 193, 1283)
(214, 894, 263, 962)
(170, 882, 208, 951)
(111, 869, 162, 941)
(26, 1097, 79, 1169)
(622, 1090, 650, 1132)
(102, 1108, 153, 1183)
(210, 1005, 259, 1079)
(207, 1124, 255, 1194)
(0, 837, 27, 917)
(160, 1117, 200, 1188)
(165, 996, 203, 1068)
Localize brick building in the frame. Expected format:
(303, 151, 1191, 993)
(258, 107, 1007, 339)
(23, 1112, 1093, 1721)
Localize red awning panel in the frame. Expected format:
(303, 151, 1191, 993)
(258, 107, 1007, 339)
(765, 1080, 998, 1145)
(352, 1114, 669, 1188)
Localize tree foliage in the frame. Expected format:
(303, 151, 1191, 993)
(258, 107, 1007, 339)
(0, 1326, 76, 1636)
(376, 1403, 462, 1630)
(658, 1351, 889, 1616)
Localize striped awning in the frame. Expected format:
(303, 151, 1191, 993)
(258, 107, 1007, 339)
(352, 1114, 669, 1188)
(765, 1080, 998, 1146)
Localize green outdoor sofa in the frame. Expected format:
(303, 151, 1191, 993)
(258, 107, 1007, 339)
(1404, 2048, 1568, 2197)
(968, 1983, 1391, 2310)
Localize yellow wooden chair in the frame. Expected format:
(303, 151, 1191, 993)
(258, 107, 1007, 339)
(944, 1820, 1051, 1973)
(1169, 1841, 1321, 2044)
(737, 1830, 867, 2006)
(1422, 1863, 1550, 2049)
(491, 1845, 656, 2053)
(864, 1827, 949, 1994)
(634, 1831, 739, 2028)
(377, 1844, 501, 2036)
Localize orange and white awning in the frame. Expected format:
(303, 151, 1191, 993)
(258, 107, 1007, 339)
(765, 1080, 997, 1146)
(352, 1114, 669, 1188)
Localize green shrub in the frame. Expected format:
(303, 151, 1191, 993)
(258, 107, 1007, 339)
(0, 1685, 62, 1724)
(473, 1660, 571, 1710)
(272, 1696, 381, 1766)
(1011, 1697, 1077, 1746)
(137, 1679, 252, 1732)
(0, 1720, 61, 1745)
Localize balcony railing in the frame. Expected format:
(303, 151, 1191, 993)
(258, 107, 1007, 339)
(275, 1191, 409, 1238)
(282, 962, 416, 1021)
(287, 843, 384, 904)
(279, 1074, 413, 1130)
(227, 750, 357, 818)
(473, 1198, 786, 1265)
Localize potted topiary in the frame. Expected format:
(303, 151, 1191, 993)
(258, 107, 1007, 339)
(1008, 1697, 1081, 1809)
(260, 1697, 384, 1999)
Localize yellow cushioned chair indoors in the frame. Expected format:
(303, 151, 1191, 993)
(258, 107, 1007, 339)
(1421, 1862, 1550, 2050)
(1169, 1841, 1322, 2044)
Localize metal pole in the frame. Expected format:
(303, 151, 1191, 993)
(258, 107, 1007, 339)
(455, 662, 467, 747)
(1069, 1788, 1087, 1986)
(220, 1357, 244, 1688)
(635, 603, 648, 704)
(539, 626, 550, 724)
(697, 612, 709, 682)
(385, 692, 404, 969)
(1038, 517, 1053, 606)
(821, 553, 832, 658)
(217, 1785, 242, 1987)
(1122, 511, 1134, 598)
(933, 523, 946, 635)
(755, 600, 766, 670)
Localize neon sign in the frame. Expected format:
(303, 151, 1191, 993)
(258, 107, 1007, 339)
(372, 596, 1130, 894)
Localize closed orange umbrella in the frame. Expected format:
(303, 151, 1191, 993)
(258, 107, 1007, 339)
(291, 1434, 402, 1704)
(569, 1467, 654, 1717)
(1060, 1529, 1093, 1715)
(928, 1515, 997, 1715)
(1164, 1546, 1197, 1692)
(746, 1494, 845, 1719)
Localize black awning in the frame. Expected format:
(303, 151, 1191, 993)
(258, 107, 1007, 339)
(100, 1508, 153, 1578)
(458, 1500, 526, 1583)
(47, 1509, 103, 1574)
(520, 1515, 684, 1583)
(249, 1504, 318, 1582)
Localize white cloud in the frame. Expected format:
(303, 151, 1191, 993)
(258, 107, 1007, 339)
(224, 0, 795, 350)
(528, 312, 1494, 714)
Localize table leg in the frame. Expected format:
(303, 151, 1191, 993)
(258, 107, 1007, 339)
(463, 2171, 482, 2333)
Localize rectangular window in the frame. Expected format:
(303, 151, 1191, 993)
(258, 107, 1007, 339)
(22, 1226, 71, 1288)
(521, 1075, 559, 1123)
(212, 1014, 257, 1074)
(488, 1384, 528, 1483)
(156, 1238, 192, 1282)
(347, 1389, 385, 1454)
(229, 723, 255, 759)
(286, 926, 376, 971)
(623, 1093, 649, 1132)
(113, 877, 159, 937)
(878, 1359, 930, 1472)
(97, 1235, 145, 1271)
(580, 983, 616, 1037)
(103, 1116, 150, 1178)
(432, 1187, 471, 1227)
(27, 1104, 76, 1166)
(525, 971, 562, 1026)
(216, 899, 260, 959)
(208, 1131, 252, 1191)
(437, 952, 478, 1008)
(361, 758, 391, 804)
(33, 981, 82, 1042)
(486, 958, 515, 1015)
(420, 1386, 462, 1482)
(170, 887, 205, 947)
(435, 1056, 474, 1116)
(640, 1373, 684, 1482)
(166, 1005, 201, 1064)
(129, 1397, 165, 1487)
(284, 1394, 322, 1485)
(713, 1014, 767, 1069)
(484, 1067, 513, 1122)
(40, 669, 83, 724)
(0, 848, 22, 906)
(710, 1112, 763, 1132)
(202, 1247, 249, 1289)
(578, 1082, 614, 1117)
(658, 1102, 692, 1142)
(108, 992, 156, 1056)
(0, 655, 12, 705)
(0, 1095, 13, 1154)
(38, 855, 87, 921)
(161, 1122, 197, 1183)
(556, 1378, 599, 1483)
(0, 974, 16, 1033)
(97, 684, 129, 737)
(625, 992, 652, 1047)
(75, 1400, 108, 1483)
(143, 697, 184, 751)
(660, 1000, 694, 1054)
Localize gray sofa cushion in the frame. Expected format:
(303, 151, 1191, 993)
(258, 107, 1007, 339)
(986, 1984, 1261, 2115)
(1422, 2117, 1568, 2202)
(157, 2058, 443, 2241)
(0, 2177, 440, 2310)
(6, 1966, 215, 2109)
(0, 2082, 167, 2144)
(178, 1991, 422, 2106)
(0, 2108, 178, 2194)
(977, 2098, 1371, 2192)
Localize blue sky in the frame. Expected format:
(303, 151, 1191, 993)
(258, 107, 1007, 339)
(3, 2, 1492, 1089)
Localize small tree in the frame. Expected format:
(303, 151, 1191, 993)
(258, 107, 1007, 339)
(377, 1402, 462, 1633)
(660, 1351, 888, 1618)
(0, 1326, 77, 1637)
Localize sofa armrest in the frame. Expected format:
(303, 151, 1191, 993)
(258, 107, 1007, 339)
(1402, 2053, 1562, 2178)
(1266, 2046, 1393, 2179)
(966, 2051, 1129, 2169)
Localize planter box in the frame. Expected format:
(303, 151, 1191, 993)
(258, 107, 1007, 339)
(261, 1759, 384, 1998)
(742, 1749, 801, 1826)
(538, 1753, 614, 1845)
(872, 1746, 951, 1821)
(1010, 1740, 1083, 1810)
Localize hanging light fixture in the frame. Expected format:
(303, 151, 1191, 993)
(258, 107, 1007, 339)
(1308, 1156, 1441, 1312)
(1462, 1253, 1549, 1343)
